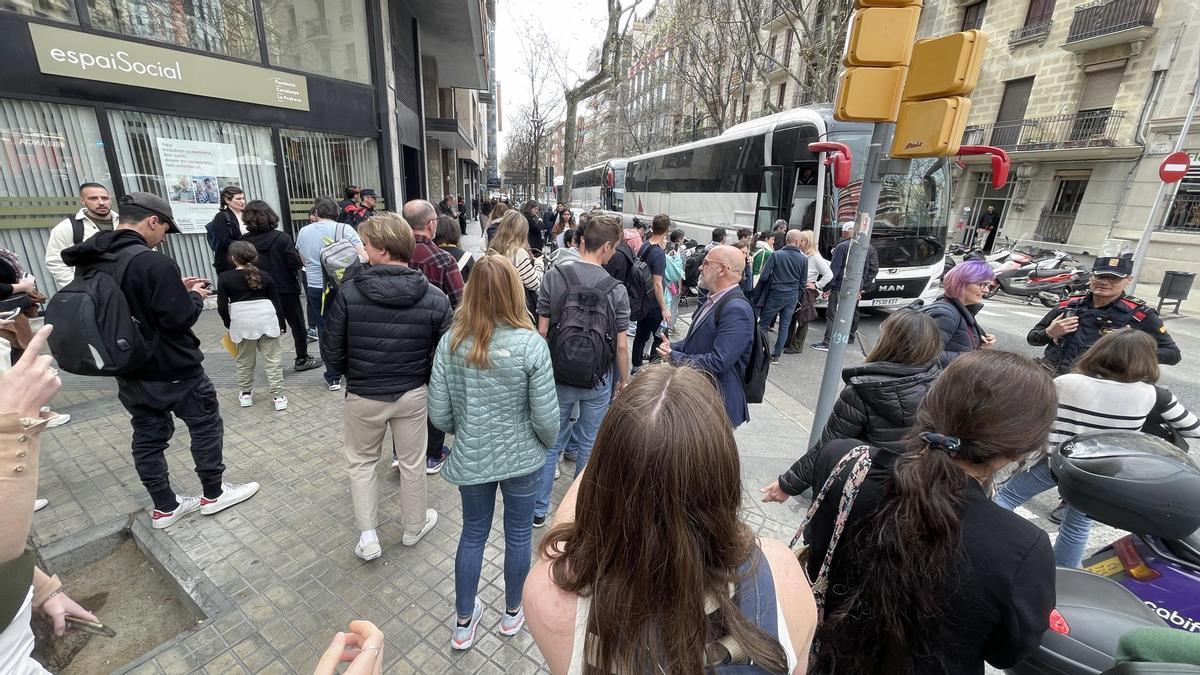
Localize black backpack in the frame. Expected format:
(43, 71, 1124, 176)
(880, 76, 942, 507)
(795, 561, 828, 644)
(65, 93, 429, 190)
(624, 244, 654, 322)
(44, 245, 155, 376)
(684, 246, 707, 288)
(714, 291, 770, 405)
(548, 264, 619, 389)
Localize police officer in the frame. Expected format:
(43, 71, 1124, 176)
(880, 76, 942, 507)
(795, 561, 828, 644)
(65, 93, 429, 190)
(1027, 255, 1181, 375)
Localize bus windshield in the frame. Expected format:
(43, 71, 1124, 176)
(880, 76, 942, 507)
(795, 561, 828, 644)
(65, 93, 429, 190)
(822, 131, 950, 269)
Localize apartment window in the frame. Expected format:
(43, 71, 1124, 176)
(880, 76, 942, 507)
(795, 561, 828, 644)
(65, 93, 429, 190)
(731, 98, 739, 123)
(1164, 161, 1200, 233)
(88, 0, 259, 60)
(961, 0, 986, 30)
(1072, 64, 1124, 140)
(1, 0, 76, 22)
(783, 30, 794, 68)
(1036, 173, 1089, 243)
(1023, 0, 1054, 27)
(777, 83, 786, 108)
(261, 0, 371, 82)
(767, 35, 777, 64)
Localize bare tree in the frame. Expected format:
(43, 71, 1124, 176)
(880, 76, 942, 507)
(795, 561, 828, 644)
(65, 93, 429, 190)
(504, 35, 564, 202)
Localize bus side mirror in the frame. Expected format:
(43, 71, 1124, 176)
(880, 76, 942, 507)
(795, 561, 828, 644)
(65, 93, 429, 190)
(958, 145, 1010, 190)
(808, 142, 853, 189)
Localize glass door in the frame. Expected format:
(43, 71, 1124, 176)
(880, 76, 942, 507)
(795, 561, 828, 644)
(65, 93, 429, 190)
(755, 165, 782, 233)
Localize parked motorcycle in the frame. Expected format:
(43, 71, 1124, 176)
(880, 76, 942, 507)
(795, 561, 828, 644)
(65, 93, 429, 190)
(990, 262, 1090, 307)
(1006, 431, 1200, 675)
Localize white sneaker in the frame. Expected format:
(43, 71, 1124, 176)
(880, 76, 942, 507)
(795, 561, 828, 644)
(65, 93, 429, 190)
(239, 392, 253, 407)
(355, 539, 382, 562)
(328, 381, 341, 392)
(151, 495, 201, 529)
(401, 509, 438, 546)
(43, 410, 71, 428)
(34, 498, 48, 512)
(200, 481, 260, 515)
(391, 459, 400, 470)
(555, 464, 561, 480)
(499, 606, 526, 636)
(273, 396, 288, 411)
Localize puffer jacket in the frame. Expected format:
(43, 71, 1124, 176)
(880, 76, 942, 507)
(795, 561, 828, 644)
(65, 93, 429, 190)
(320, 264, 452, 398)
(778, 360, 940, 495)
(428, 326, 559, 486)
(924, 296, 984, 363)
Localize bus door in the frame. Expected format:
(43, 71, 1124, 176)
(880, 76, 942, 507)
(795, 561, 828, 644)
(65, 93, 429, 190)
(754, 165, 782, 233)
(788, 160, 821, 230)
(658, 191, 672, 216)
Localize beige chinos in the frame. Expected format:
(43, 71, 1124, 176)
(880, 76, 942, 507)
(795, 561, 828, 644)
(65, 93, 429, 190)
(233, 336, 283, 396)
(343, 387, 428, 533)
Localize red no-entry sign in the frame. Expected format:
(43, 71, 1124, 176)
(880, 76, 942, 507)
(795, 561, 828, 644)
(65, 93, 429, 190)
(1160, 151, 1192, 183)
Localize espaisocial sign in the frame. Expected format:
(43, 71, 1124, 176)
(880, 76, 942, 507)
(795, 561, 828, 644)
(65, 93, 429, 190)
(28, 23, 310, 112)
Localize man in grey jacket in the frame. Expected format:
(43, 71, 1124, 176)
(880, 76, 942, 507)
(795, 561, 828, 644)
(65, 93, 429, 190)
(753, 229, 809, 363)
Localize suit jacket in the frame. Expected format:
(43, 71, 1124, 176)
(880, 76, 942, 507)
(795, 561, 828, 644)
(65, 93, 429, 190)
(672, 290, 754, 427)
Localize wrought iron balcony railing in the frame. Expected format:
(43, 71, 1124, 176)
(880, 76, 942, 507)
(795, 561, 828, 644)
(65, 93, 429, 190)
(962, 110, 1127, 152)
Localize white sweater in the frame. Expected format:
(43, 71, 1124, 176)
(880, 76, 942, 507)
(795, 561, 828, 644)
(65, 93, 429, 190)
(1050, 374, 1200, 449)
(44, 209, 116, 289)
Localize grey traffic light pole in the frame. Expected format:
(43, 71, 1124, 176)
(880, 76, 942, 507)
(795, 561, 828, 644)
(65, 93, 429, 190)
(807, 122, 893, 448)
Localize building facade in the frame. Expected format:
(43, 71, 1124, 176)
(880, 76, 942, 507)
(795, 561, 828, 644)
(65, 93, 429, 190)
(0, 0, 491, 290)
(923, 0, 1199, 282)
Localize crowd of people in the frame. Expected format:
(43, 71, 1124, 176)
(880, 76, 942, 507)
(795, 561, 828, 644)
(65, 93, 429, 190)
(1, 181, 1197, 674)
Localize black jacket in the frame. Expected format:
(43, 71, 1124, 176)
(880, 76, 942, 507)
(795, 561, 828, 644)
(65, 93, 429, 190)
(779, 360, 940, 495)
(62, 230, 205, 381)
(526, 212, 545, 251)
(319, 264, 453, 399)
(805, 439, 1054, 673)
(216, 269, 284, 331)
(1028, 291, 1180, 375)
(924, 296, 984, 364)
(205, 210, 241, 275)
(242, 230, 304, 295)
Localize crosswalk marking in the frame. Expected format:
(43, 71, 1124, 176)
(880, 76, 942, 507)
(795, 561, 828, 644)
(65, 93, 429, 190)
(1015, 506, 1039, 521)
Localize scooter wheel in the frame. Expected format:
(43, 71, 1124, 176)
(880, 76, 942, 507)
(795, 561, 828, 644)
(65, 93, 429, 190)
(984, 285, 1000, 299)
(1041, 292, 1064, 308)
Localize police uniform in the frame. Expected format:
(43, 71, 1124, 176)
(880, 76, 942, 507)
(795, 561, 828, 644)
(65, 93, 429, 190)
(1027, 257, 1181, 375)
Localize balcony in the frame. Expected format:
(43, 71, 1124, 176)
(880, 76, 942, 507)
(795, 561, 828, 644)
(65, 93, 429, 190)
(961, 110, 1139, 160)
(760, 0, 791, 30)
(1036, 210, 1078, 244)
(1063, 0, 1156, 53)
(426, 117, 475, 150)
(1008, 20, 1052, 49)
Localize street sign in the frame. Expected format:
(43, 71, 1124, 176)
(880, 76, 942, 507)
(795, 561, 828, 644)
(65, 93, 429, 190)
(1160, 151, 1191, 183)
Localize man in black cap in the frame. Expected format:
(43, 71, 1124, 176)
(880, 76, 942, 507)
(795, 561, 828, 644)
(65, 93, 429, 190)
(338, 188, 376, 229)
(1028, 254, 1181, 375)
(61, 192, 259, 530)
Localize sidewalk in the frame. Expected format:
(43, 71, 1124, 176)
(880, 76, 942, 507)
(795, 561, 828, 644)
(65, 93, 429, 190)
(31, 220, 814, 674)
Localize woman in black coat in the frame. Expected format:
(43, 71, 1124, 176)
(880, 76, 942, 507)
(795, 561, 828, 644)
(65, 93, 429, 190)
(240, 201, 320, 372)
(923, 259, 997, 363)
(205, 185, 245, 276)
(761, 310, 942, 498)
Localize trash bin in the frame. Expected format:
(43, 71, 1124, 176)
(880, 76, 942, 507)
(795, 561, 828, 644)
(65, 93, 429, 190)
(1157, 271, 1195, 315)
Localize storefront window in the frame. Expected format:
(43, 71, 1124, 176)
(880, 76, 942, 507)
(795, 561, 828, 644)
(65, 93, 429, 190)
(0, 98, 110, 229)
(0, 0, 77, 23)
(261, 0, 371, 83)
(88, 0, 260, 61)
(280, 129, 380, 230)
(107, 109, 280, 276)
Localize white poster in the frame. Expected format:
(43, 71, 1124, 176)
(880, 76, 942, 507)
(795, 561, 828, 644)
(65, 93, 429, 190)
(156, 138, 241, 235)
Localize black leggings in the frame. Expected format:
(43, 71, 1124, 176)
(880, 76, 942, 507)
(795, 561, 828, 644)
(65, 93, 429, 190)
(279, 293, 308, 361)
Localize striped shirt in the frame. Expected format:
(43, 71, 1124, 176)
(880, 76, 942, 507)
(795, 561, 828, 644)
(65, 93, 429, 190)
(1049, 374, 1200, 449)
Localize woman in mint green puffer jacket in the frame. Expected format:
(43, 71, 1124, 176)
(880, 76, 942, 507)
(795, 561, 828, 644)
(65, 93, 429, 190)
(428, 253, 559, 650)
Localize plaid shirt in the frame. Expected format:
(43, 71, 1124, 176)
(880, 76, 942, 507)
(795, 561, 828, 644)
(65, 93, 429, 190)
(411, 234, 464, 308)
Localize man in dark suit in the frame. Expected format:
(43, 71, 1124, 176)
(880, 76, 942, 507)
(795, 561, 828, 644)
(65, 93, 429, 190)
(657, 245, 754, 427)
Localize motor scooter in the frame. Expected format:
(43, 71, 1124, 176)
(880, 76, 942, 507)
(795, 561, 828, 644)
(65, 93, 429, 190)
(990, 264, 1089, 307)
(1006, 431, 1200, 675)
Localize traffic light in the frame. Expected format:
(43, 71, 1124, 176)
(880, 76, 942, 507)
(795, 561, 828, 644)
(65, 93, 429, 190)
(834, 0, 923, 123)
(891, 30, 988, 158)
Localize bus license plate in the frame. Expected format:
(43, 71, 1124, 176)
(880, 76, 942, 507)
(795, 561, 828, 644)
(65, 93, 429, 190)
(873, 297, 904, 306)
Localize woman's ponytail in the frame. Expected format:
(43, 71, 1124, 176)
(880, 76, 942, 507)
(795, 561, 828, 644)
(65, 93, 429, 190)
(227, 241, 261, 289)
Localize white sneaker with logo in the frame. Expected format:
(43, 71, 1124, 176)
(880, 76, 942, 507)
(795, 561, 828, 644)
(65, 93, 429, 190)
(273, 396, 288, 411)
(200, 482, 260, 516)
(151, 495, 201, 529)
(239, 392, 253, 407)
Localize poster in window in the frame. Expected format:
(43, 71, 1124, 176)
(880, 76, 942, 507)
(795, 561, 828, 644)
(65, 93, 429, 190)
(156, 138, 242, 234)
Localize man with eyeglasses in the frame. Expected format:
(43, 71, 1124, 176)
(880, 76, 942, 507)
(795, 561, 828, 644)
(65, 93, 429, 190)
(1028, 254, 1181, 376)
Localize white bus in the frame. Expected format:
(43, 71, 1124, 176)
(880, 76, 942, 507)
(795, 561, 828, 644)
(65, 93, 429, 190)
(609, 107, 951, 307)
(569, 159, 627, 213)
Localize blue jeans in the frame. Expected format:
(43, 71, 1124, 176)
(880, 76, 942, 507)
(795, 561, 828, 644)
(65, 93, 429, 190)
(995, 457, 1092, 568)
(306, 285, 341, 385)
(455, 470, 540, 619)
(759, 291, 799, 358)
(534, 380, 611, 518)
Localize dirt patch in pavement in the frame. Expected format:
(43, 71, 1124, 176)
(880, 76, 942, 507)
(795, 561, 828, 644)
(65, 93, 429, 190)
(32, 538, 199, 673)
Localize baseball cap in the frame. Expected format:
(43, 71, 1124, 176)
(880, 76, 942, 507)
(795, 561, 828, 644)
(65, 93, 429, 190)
(841, 221, 856, 232)
(359, 188, 377, 198)
(1092, 255, 1134, 278)
(120, 192, 178, 233)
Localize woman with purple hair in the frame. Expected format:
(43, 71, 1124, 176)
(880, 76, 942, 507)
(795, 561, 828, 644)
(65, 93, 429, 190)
(924, 259, 996, 363)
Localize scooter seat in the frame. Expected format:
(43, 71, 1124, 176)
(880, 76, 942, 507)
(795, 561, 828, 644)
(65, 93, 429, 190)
(1165, 529, 1200, 567)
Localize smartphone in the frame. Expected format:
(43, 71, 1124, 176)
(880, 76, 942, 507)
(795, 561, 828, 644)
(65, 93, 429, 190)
(201, 281, 213, 290)
(65, 616, 116, 637)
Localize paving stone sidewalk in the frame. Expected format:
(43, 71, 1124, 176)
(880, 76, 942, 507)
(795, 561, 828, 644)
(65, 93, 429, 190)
(30, 220, 813, 674)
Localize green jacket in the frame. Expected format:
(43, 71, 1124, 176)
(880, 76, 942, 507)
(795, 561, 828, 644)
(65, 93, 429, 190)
(428, 325, 560, 486)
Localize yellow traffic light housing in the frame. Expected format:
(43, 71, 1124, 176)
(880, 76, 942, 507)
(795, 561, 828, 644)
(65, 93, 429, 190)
(844, 7, 922, 67)
(890, 97, 972, 157)
(835, 67, 907, 122)
(902, 30, 988, 100)
(855, 0, 922, 7)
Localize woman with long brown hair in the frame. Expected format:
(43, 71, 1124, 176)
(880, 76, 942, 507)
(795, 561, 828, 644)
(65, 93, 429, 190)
(762, 310, 942, 500)
(428, 253, 559, 650)
(996, 329, 1200, 567)
(802, 350, 1057, 673)
(524, 363, 816, 674)
(489, 210, 543, 315)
